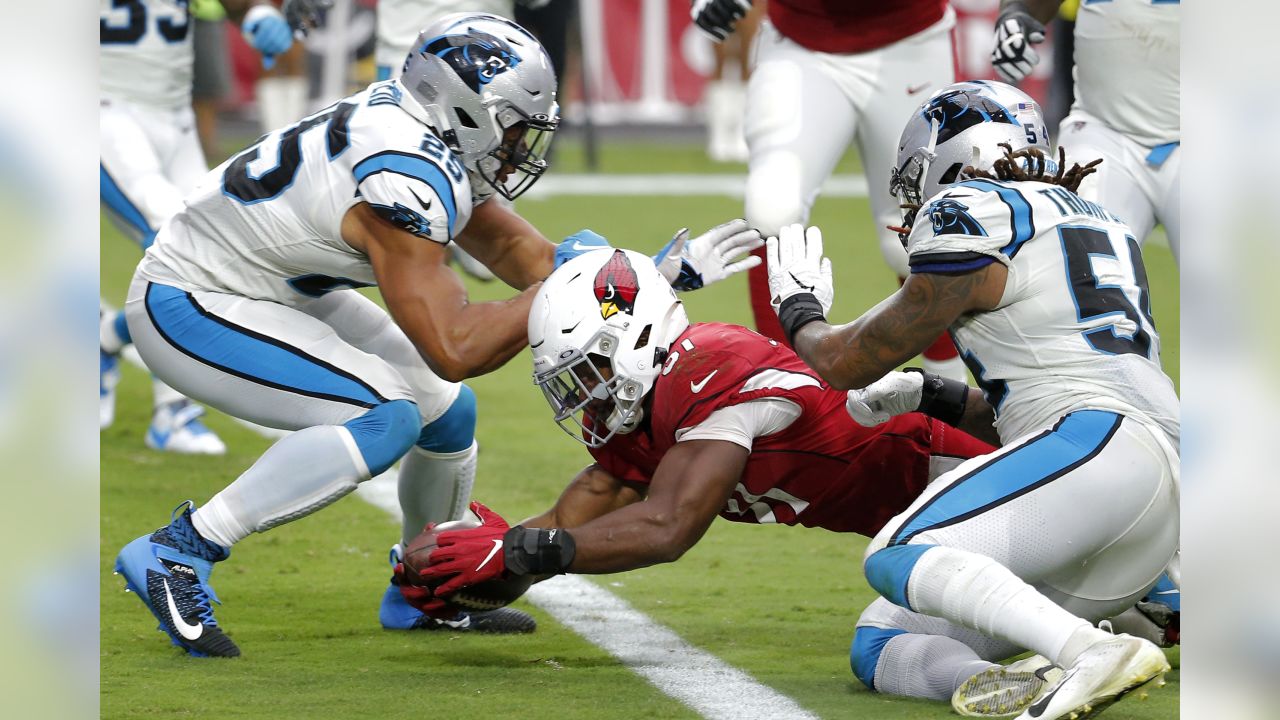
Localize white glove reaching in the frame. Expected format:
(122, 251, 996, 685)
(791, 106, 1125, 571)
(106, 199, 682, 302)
(766, 224, 833, 314)
(991, 2, 1046, 84)
(654, 218, 763, 291)
(845, 371, 925, 427)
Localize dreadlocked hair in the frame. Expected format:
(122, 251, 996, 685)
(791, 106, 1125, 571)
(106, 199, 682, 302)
(962, 144, 1102, 193)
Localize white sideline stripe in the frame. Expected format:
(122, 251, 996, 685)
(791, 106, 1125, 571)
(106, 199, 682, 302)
(352, 473, 818, 720)
(525, 173, 868, 199)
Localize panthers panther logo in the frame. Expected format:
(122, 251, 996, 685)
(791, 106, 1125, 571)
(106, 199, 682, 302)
(422, 30, 522, 93)
(921, 89, 1018, 145)
(924, 198, 987, 237)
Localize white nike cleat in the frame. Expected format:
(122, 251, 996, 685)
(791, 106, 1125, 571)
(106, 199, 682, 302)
(1014, 635, 1170, 720)
(953, 655, 1063, 717)
(146, 400, 227, 455)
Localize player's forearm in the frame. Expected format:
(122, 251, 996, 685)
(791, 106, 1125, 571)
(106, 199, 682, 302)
(793, 315, 925, 391)
(561, 500, 713, 573)
(955, 389, 1001, 447)
(1000, 0, 1062, 24)
(454, 200, 556, 290)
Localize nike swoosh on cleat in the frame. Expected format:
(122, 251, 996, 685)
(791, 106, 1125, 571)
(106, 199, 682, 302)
(476, 539, 503, 572)
(1026, 667, 1078, 718)
(690, 370, 718, 394)
(163, 579, 204, 641)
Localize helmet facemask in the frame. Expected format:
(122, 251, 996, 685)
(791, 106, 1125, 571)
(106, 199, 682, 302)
(473, 106, 558, 201)
(535, 328, 647, 448)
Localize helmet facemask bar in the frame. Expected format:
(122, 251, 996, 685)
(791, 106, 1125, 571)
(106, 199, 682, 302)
(889, 118, 940, 247)
(533, 329, 645, 448)
(476, 107, 558, 201)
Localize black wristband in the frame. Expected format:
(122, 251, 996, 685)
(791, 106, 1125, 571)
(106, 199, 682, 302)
(777, 293, 826, 346)
(904, 367, 969, 427)
(503, 526, 577, 576)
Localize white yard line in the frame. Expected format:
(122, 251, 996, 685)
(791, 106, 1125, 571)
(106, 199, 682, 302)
(524, 173, 867, 199)
(353, 473, 819, 720)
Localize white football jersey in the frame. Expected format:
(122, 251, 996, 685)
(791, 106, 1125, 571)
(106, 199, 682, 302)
(375, 0, 515, 71)
(100, 0, 194, 110)
(907, 178, 1179, 447)
(138, 80, 476, 305)
(1072, 0, 1179, 147)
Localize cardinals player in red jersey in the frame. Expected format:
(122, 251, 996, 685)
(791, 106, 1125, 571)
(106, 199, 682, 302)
(393, 250, 1071, 710)
(690, 0, 966, 380)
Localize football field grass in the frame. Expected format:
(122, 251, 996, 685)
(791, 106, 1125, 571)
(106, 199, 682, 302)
(101, 140, 1180, 719)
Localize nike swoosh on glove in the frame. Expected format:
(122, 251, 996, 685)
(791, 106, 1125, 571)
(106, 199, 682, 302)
(766, 224, 833, 313)
(991, 1, 1045, 83)
(555, 229, 613, 269)
(421, 502, 511, 598)
(654, 218, 763, 291)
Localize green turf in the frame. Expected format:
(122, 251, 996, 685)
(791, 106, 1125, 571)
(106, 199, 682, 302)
(101, 152, 1179, 718)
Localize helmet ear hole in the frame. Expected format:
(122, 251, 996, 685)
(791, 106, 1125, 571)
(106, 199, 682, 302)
(632, 324, 652, 350)
(938, 162, 964, 186)
(454, 107, 479, 129)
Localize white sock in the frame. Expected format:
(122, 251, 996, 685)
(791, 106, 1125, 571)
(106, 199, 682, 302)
(906, 546, 1106, 667)
(874, 633, 997, 701)
(256, 76, 308, 133)
(397, 442, 477, 544)
(192, 425, 370, 547)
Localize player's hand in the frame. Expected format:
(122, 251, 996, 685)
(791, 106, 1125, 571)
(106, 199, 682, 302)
(282, 0, 332, 37)
(655, 219, 763, 292)
(846, 371, 924, 426)
(555, 229, 613, 269)
(393, 562, 452, 618)
(421, 502, 512, 597)
(243, 5, 295, 70)
(691, 0, 753, 42)
(991, 1, 1046, 83)
(766, 224, 833, 314)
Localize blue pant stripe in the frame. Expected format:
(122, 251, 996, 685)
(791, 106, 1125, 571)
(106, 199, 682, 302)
(865, 544, 936, 610)
(345, 399, 419, 475)
(144, 282, 389, 408)
(850, 626, 907, 691)
(891, 410, 1123, 546)
(100, 164, 158, 249)
(417, 384, 476, 453)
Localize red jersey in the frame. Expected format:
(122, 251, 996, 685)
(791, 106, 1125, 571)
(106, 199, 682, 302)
(769, 0, 948, 55)
(588, 323, 992, 536)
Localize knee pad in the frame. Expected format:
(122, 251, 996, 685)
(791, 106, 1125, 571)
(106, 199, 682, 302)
(417, 384, 476, 454)
(850, 626, 906, 691)
(343, 399, 419, 476)
(864, 544, 937, 610)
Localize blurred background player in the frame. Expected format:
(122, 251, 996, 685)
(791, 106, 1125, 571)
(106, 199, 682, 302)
(768, 81, 1178, 718)
(692, 0, 765, 162)
(691, 0, 966, 381)
(111, 12, 760, 655)
(992, 0, 1180, 266)
(100, 0, 297, 453)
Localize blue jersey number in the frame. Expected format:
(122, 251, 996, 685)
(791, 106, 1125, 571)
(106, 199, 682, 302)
(223, 101, 358, 204)
(1060, 225, 1155, 358)
(101, 0, 190, 45)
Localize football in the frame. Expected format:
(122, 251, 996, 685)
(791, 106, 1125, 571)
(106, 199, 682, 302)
(400, 510, 534, 612)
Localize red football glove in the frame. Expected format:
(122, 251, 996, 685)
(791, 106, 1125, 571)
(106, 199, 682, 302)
(421, 501, 511, 597)
(393, 562, 452, 618)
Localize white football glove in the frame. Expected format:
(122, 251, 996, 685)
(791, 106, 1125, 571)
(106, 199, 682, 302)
(845, 371, 924, 427)
(654, 218, 763, 291)
(765, 224, 833, 314)
(991, 2, 1046, 83)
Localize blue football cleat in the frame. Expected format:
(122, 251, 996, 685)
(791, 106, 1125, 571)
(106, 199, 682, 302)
(146, 399, 227, 455)
(114, 502, 239, 657)
(381, 544, 536, 633)
(100, 349, 119, 430)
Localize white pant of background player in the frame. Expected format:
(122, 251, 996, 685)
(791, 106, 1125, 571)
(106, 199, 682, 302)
(123, 273, 476, 551)
(1059, 110, 1182, 267)
(852, 410, 1178, 703)
(742, 8, 956, 276)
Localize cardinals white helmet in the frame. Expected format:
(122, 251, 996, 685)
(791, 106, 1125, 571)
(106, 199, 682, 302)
(529, 249, 690, 447)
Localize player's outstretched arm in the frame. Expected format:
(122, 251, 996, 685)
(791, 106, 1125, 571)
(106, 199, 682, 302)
(522, 465, 649, 530)
(345, 203, 540, 382)
(791, 265, 1008, 392)
(453, 199, 556, 291)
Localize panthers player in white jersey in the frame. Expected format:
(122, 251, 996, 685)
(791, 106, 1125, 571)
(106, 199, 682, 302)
(992, 0, 1180, 265)
(113, 13, 761, 657)
(100, 0, 296, 453)
(768, 82, 1177, 719)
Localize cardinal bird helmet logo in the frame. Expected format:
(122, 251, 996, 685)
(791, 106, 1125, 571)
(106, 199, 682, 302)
(593, 250, 640, 320)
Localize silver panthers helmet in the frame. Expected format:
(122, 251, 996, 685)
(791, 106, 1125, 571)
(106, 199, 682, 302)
(890, 81, 1050, 230)
(401, 13, 559, 200)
